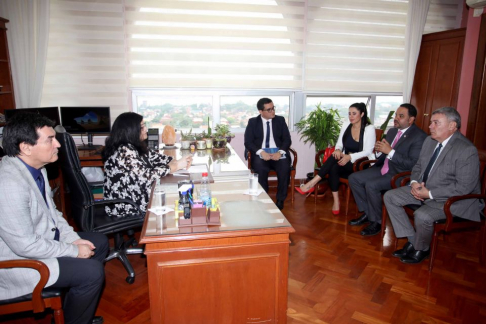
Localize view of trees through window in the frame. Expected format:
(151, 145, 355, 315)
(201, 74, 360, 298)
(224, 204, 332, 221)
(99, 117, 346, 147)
(134, 94, 290, 132)
(220, 96, 290, 130)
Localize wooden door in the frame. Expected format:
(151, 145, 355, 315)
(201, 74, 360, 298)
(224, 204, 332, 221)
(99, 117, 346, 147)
(410, 28, 465, 132)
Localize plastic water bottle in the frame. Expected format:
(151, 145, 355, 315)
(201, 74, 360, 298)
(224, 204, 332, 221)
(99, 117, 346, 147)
(199, 172, 211, 207)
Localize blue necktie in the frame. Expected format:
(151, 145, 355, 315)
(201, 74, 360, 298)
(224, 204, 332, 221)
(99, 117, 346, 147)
(422, 143, 442, 185)
(36, 173, 59, 241)
(265, 121, 270, 148)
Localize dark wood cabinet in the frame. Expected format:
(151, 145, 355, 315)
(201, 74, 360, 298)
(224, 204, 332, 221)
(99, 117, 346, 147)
(0, 17, 15, 119)
(467, 15, 486, 151)
(410, 28, 465, 132)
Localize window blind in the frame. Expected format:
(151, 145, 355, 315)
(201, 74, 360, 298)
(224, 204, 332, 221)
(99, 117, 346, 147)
(41, 0, 129, 118)
(304, 0, 408, 93)
(124, 0, 306, 89)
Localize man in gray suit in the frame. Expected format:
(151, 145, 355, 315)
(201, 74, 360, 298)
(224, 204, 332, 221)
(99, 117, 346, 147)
(0, 113, 108, 323)
(348, 104, 427, 236)
(384, 107, 481, 264)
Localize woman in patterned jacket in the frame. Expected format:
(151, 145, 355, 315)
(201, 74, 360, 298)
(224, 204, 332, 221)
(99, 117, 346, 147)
(102, 112, 192, 216)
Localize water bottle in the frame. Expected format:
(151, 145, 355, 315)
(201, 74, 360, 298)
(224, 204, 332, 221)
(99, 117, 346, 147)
(199, 172, 211, 207)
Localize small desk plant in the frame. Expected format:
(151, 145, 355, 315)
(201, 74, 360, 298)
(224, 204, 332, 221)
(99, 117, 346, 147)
(180, 128, 195, 150)
(212, 124, 234, 150)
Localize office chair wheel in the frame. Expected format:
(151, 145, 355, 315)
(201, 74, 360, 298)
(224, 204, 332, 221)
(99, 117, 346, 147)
(126, 276, 135, 284)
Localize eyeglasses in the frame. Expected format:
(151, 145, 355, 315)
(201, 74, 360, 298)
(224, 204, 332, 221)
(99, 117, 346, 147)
(263, 107, 276, 112)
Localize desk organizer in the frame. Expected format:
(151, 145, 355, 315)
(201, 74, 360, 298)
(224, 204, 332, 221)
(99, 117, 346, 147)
(176, 198, 221, 227)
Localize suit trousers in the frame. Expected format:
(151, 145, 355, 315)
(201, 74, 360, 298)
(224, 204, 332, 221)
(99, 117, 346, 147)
(384, 186, 446, 250)
(251, 155, 290, 201)
(51, 232, 109, 324)
(317, 156, 353, 192)
(348, 167, 392, 223)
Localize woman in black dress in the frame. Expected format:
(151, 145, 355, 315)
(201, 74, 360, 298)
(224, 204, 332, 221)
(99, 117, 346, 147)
(295, 103, 376, 215)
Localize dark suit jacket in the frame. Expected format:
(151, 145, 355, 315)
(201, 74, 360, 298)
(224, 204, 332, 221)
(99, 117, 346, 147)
(412, 131, 482, 221)
(244, 115, 291, 159)
(374, 123, 427, 176)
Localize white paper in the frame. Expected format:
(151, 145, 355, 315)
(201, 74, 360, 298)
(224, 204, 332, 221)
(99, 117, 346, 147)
(148, 206, 174, 216)
(242, 189, 264, 197)
(173, 164, 208, 175)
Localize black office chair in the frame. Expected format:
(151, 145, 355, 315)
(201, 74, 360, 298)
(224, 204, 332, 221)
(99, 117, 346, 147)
(55, 126, 145, 284)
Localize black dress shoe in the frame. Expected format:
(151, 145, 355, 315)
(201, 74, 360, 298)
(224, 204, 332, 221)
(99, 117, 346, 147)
(276, 200, 284, 210)
(392, 242, 414, 258)
(92, 316, 104, 324)
(349, 214, 369, 226)
(400, 249, 430, 264)
(360, 222, 381, 236)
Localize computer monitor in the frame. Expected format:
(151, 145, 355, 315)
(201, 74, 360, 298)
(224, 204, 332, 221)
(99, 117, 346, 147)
(60, 107, 111, 150)
(4, 107, 61, 126)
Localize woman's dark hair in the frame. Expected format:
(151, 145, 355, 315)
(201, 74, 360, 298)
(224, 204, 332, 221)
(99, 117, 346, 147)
(349, 102, 371, 129)
(3, 112, 55, 157)
(102, 112, 147, 161)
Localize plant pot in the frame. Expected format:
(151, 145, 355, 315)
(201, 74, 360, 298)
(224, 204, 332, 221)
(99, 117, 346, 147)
(181, 140, 191, 150)
(205, 138, 213, 149)
(212, 138, 227, 150)
(196, 140, 206, 150)
(225, 136, 232, 143)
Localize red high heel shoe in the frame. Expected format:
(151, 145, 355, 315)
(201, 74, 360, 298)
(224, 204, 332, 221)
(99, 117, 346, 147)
(332, 209, 340, 215)
(295, 185, 315, 195)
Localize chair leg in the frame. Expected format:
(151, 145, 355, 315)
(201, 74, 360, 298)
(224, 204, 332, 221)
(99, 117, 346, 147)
(51, 297, 64, 324)
(480, 223, 486, 266)
(290, 175, 295, 202)
(429, 229, 441, 272)
(344, 186, 350, 215)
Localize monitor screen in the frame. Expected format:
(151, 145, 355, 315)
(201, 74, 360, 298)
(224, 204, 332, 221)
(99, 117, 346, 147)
(60, 107, 111, 134)
(4, 107, 61, 126)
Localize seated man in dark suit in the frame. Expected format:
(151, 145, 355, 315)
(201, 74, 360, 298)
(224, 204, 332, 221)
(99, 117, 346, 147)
(0, 113, 108, 324)
(244, 98, 292, 210)
(348, 104, 427, 236)
(384, 107, 482, 264)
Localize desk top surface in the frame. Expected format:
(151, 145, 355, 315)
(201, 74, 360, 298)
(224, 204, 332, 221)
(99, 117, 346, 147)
(140, 181, 294, 243)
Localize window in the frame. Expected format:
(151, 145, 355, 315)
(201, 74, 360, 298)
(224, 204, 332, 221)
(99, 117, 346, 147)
(374, 96, 404, 129)
(220, 95, 290, 130)
(305, 96, 370, 123)
(132, 90, 292, 132)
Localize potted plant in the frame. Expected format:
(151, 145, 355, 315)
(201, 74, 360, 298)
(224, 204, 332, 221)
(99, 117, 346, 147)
(295, 103, 341, 153)
(195, 132, 207, 150)
(212, 124, 232, 151)
(180, 128, 195, 150)
(205, 117, 213, 149)
(213, 124, 234, 143)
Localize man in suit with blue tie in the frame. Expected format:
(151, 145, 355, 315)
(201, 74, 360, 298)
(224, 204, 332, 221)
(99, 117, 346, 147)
(384, 107, 482, 264)
(0, 113, 108, 323)
(348, 104, 427, 236)
(244, 98, 292, 210)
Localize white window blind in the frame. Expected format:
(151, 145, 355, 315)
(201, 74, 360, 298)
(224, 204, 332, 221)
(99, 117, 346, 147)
(304, 0, 408, 93)
(124, 0, 305, 89)
(424, 0, 463, 34)
(41, 0, 129, 118)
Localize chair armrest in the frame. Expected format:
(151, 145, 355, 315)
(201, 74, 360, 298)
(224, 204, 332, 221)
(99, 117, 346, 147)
(92, 199, 143, 214)
(443, 194, 486, 231)
(357, 159, 376, 171)
(0, 260, 49, 313)
(352, 157, 369, 172)
(391, 171, 411, 189)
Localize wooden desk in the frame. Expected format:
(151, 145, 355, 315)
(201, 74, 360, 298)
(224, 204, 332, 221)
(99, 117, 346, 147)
(78, 149, 103, 167)
(141, 181, 294, 323)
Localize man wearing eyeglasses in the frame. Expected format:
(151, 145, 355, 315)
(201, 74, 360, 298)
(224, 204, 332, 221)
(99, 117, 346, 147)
(244, 98, 292, 210)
